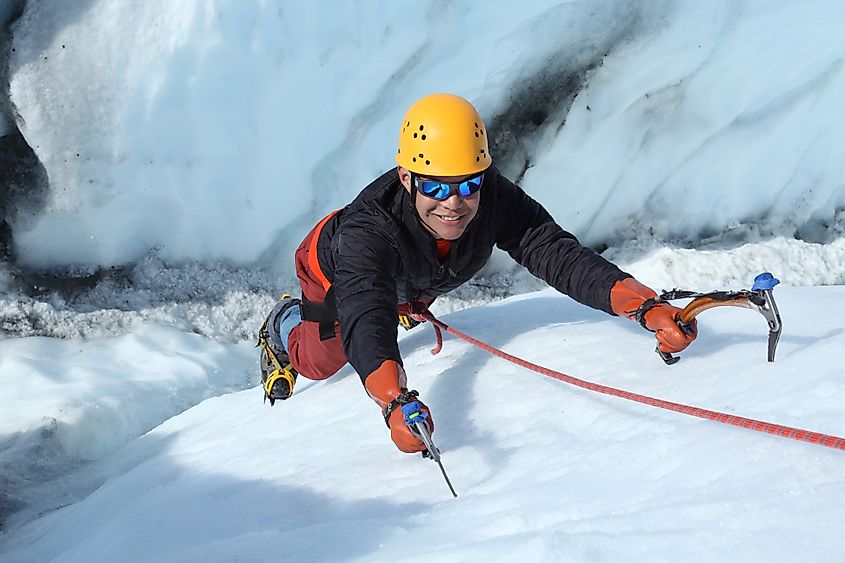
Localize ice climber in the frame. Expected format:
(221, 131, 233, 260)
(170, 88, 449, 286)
(257, 93, 698, 453)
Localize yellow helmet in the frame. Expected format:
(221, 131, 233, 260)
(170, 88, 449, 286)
(396, 93, 492, 177)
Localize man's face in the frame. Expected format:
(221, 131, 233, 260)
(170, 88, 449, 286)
(398, 168, 481, 240)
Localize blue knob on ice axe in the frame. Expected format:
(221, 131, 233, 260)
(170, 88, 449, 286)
(402, 400, 430, 428)
(752, 272, 780, 291)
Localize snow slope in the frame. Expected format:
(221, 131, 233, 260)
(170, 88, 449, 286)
(2, 286, 844, 561)
(2, 1, 845, 561)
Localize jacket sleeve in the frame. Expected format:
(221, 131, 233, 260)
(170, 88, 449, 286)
(331, 217, 405, 381)
(491, 173, 630, 314)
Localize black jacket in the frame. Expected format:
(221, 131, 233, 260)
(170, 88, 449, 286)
(315, 166, 630, 381)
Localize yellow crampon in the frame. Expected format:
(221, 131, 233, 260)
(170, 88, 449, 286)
(263, 366, 297, 404)
(257, 293, 298, 405)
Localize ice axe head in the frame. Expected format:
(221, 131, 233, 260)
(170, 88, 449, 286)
(751, 273, 782, 362)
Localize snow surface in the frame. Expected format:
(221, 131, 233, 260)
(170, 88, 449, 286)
(2, 287, 845, 562)
(2, 1, 845, 561)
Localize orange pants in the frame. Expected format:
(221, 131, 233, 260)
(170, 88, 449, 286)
(288, 212, 347, 381)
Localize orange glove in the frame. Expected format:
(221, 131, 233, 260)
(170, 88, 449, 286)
(386, 399, 433, 453)
(610, 278, 697, 353)
(364, 359, 433, 453)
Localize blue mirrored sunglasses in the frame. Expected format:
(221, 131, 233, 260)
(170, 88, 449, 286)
(413, 173, 485, 201)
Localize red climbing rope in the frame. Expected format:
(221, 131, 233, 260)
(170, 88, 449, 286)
(414, 310, 845, 452)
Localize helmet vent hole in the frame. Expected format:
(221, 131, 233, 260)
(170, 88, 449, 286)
(425, 160, 430, 165)
(419, 125, 424, 131)
(474, 132, 479, 138)
(413, 132, 418, 138)
(476, 156, 480, 162)
(421, 134, 426, 140)
(418, 153, 424, 158)
(413, 157, 417, 162)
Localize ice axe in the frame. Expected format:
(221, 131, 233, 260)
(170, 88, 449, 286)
(650, 272, 782, 365)
(401, 401, 458, 498)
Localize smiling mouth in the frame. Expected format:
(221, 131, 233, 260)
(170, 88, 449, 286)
(432, 212, 463, 224)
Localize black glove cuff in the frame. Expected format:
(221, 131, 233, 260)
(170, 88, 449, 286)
(634, 297, 662, 332)
(382, 390, 419, 428)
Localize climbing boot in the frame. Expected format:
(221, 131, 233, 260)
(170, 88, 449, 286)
(257, 294, 301, 405)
